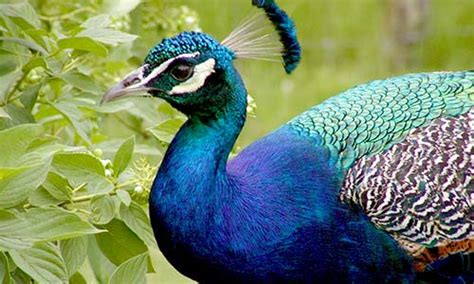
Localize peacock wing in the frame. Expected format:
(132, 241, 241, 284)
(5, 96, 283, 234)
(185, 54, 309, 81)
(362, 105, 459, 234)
(288, 71, 474, 168)
(288, 71, 474, 276)
(340, 108, 473, 274)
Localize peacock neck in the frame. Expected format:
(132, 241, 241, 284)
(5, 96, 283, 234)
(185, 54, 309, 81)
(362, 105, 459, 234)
(151, 66, 247, 206)
(171, 103, 246, 178)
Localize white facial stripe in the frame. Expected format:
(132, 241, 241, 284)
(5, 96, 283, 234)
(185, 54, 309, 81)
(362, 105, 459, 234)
(169, 58, 216, 95)
(127, 52, 200, 90)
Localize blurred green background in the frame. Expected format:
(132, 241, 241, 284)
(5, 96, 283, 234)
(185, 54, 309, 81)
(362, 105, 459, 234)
(156, 0, 474, 282)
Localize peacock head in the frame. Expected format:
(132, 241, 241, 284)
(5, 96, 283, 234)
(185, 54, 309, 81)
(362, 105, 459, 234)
(102, 0, 300, 117)
(102, 31, 239, 116)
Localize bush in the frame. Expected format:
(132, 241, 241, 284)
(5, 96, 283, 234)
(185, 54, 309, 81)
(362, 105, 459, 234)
(0, 1, 200, 282)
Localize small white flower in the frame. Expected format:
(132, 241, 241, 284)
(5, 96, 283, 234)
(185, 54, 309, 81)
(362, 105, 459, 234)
(105, 169, 113, 177)
(134, 185, 143, 194)
(184, 16, 195, 24)
(101, 159, 112, 168)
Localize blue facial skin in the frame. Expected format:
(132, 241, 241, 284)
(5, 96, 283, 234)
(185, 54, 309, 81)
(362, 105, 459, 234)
(146, 32, 414, 283)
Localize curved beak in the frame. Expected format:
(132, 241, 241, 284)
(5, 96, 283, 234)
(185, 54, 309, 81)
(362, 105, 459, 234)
(101, 65, 150, 104)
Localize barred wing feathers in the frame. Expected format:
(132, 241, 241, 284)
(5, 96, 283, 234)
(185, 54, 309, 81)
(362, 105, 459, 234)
(288, 71, 474, 272)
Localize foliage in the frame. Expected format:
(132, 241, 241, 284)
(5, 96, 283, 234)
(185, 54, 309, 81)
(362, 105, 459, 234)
(0, 0, 200, 282)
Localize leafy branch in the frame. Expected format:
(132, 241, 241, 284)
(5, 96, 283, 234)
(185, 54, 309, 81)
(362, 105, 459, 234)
(0, 0, 197, 283)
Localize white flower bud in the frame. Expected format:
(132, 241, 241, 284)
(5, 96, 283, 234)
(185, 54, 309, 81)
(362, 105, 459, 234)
(101, 159, 112, 168)
(134, 185, 143, 194)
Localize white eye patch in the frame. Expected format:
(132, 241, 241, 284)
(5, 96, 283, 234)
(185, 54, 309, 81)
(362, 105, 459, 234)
(169, 58, 216, 95)
(140, 52, 200, 87)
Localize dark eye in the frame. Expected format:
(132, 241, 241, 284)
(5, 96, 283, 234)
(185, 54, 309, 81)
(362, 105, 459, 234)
(170, 64, 194, 81)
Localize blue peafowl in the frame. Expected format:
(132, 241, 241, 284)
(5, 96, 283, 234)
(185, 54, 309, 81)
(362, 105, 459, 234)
(103, 0, 473, 282)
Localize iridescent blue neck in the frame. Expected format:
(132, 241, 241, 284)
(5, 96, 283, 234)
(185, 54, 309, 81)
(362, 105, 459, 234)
(149, 65, 246, 231)
(166, 67, 246, 178)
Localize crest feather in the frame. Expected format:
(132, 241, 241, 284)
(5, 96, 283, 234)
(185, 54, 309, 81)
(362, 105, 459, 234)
(221, 12, 283, 62)
(221, 0, 301, 73)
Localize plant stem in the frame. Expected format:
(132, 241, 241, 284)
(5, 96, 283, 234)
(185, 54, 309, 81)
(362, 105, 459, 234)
(67, 191, 118, 204)
(23, 189, 117, 210)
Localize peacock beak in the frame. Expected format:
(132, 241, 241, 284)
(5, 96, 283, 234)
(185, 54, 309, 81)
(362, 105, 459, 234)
(101, 65, 150, 104)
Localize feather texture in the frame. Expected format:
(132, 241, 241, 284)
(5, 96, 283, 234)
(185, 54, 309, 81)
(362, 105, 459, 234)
(252, 0, 301, 73)
(222, 0, 301, 73)
(221, 12, 283, 62)
(341, 109, 473, 269)
(288, 71, 474, 168)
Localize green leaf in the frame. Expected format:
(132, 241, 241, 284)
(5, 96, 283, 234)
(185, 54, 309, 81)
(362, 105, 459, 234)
(0, 208, 102, 243)
(70, 272, 87, 284)
(51, 101, 93, 145)
(58, 72, 102, 94)
(0, 3, 40, 29)
(21, 57, 47, 74)
(113, 136, 134, 176)
(0, 104, 35, 130)
(87, 236, 116, 283)
(0, 53, 18, 77)
(0, 168, 23, 181)
(0, 236, 31, 251)
(127, 97, 165, 124)
(0, 70, 22, 104)
(60, 237, 88, 277)
(95, 139, 161, 157)
(0, 124, 43, 167)
(57, 37, 108, 57)
(0, 252, 11, 284)
(91, 195, 117, 225)
(0, 162, 50, 208)
(53, 153, 104, 176)
(95, 219, 147, 266)
(77, 29, 137, 46)
(108, 253, 147, 284)
(94, 100, 136, 114)
(19, 83, 40, 112)
(148, 118, 185, 144)
(119, 202, 156, 246)
(42, 171, 73, 201)
(0, 37, 47, 55)
(28, 186, 62, 207)
(9, 242, 68, 283)
(10, 268, 31, 283)
(23, 29, 49, 51)
(82, 14, 111, 29)
(52, 153, 113, 195)
(116, 189, 131, 207)
(0, 108, 10, 120)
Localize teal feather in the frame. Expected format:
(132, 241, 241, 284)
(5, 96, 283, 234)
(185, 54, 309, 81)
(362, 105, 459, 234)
(288, 71, 474, 168)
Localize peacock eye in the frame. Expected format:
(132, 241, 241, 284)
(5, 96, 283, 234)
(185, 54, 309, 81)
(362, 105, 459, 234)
(170, 64, 194, 81)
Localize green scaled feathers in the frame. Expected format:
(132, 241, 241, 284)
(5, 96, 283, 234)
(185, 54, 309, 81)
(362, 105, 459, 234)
(252, 0, 301, 73)
(288, 71, 474, 168)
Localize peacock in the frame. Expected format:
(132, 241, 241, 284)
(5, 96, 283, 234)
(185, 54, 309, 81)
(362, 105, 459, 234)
(102, 0, 473, 282)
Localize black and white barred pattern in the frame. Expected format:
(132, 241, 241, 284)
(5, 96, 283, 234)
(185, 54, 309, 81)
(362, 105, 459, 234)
(341, 109, 473, 253)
